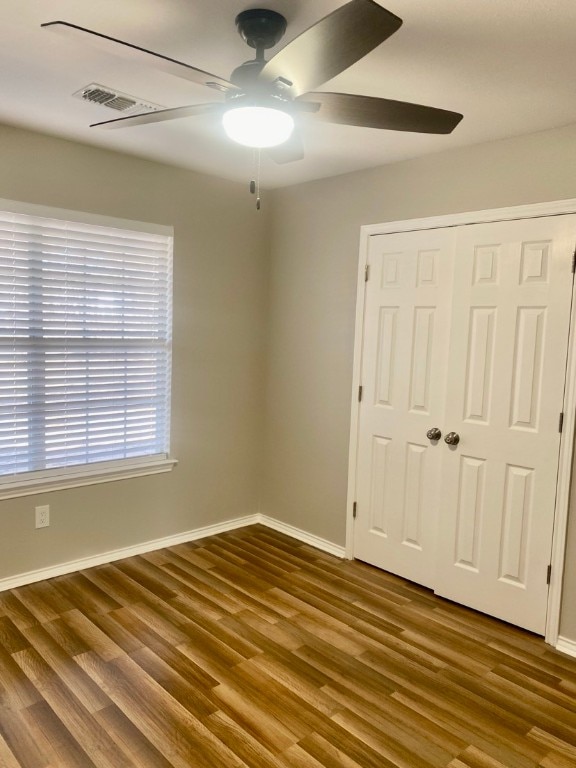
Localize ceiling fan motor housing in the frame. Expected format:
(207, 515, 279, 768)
(230, 59, 266, 89)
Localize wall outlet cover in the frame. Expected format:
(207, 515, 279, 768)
(35, 505, 50, 528)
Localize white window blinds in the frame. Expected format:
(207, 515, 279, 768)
(0, 208, 173, 481)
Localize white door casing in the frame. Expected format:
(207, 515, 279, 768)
(349, 204, 576, 637)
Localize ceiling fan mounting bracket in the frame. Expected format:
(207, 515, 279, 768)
(235, 9, 287, 57)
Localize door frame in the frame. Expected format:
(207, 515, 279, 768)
(346, 198, 576, 647)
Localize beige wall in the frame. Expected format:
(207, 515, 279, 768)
(0, 124, 269, 580)
(3, 118, 576, 641)
(264, 122, 576, 640)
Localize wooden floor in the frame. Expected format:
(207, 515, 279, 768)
(1, 525, 576, 768)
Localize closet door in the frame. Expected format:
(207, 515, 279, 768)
(434, 216, 576, 633)
(353, 229, 455, 588)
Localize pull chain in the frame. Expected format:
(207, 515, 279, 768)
(249, 149, 262, 211)
(256, 149, 261, 210)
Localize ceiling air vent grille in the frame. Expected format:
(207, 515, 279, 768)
(72, 84, 163, 115)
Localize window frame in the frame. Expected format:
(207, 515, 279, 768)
(0, 198, 176, 500)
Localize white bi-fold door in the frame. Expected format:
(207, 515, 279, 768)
(353, 215, 576, 634)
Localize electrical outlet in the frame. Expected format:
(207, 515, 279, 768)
(35, 505, 50, 529)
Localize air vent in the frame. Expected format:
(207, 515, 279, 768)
(72, 84, 163, 115)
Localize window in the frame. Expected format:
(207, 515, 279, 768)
(0, 200, 175, 498)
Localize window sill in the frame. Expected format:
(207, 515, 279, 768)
(0, 457, 178, 500)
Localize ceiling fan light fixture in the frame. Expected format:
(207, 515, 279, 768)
(222, 105, 294, 148)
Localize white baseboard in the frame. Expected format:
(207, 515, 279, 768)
(258, 514, 346, 559)
(0, 514, 259, 592)
(0, 513, 344, 593)
(556, 636, 576, 659)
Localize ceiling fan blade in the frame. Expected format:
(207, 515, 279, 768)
(257, 0, 402, 97)
(91, 102, 223, 129)
(298, 92, 463, 134)
(266, 130, 305, 164)
(42, 21, 237, 93)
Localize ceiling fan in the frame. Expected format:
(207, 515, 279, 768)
(42, 0, 463, 164)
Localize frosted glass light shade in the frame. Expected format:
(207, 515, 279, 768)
(223, 106, 294, 148)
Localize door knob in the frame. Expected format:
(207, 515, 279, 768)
(444, 431, 460, 446)
(426, 427, 442, 441)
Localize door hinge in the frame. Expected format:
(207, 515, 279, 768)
(364, 264, 370, 282)
(358, 385, 363, 402)
(559, 412, 564, 433)
(547, 564, 552, 585)
(353, 501, 357, 519)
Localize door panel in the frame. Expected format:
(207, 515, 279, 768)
(354, 229, 455, 588)
(453, 454, 485, 571)
(434, 217, 576, 633)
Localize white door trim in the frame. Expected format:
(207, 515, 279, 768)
(346, 197, 576, 646)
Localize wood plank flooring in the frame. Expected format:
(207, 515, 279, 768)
(1, 524, 576, 767)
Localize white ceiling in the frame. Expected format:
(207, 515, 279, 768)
(3, 1, 576, 188)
